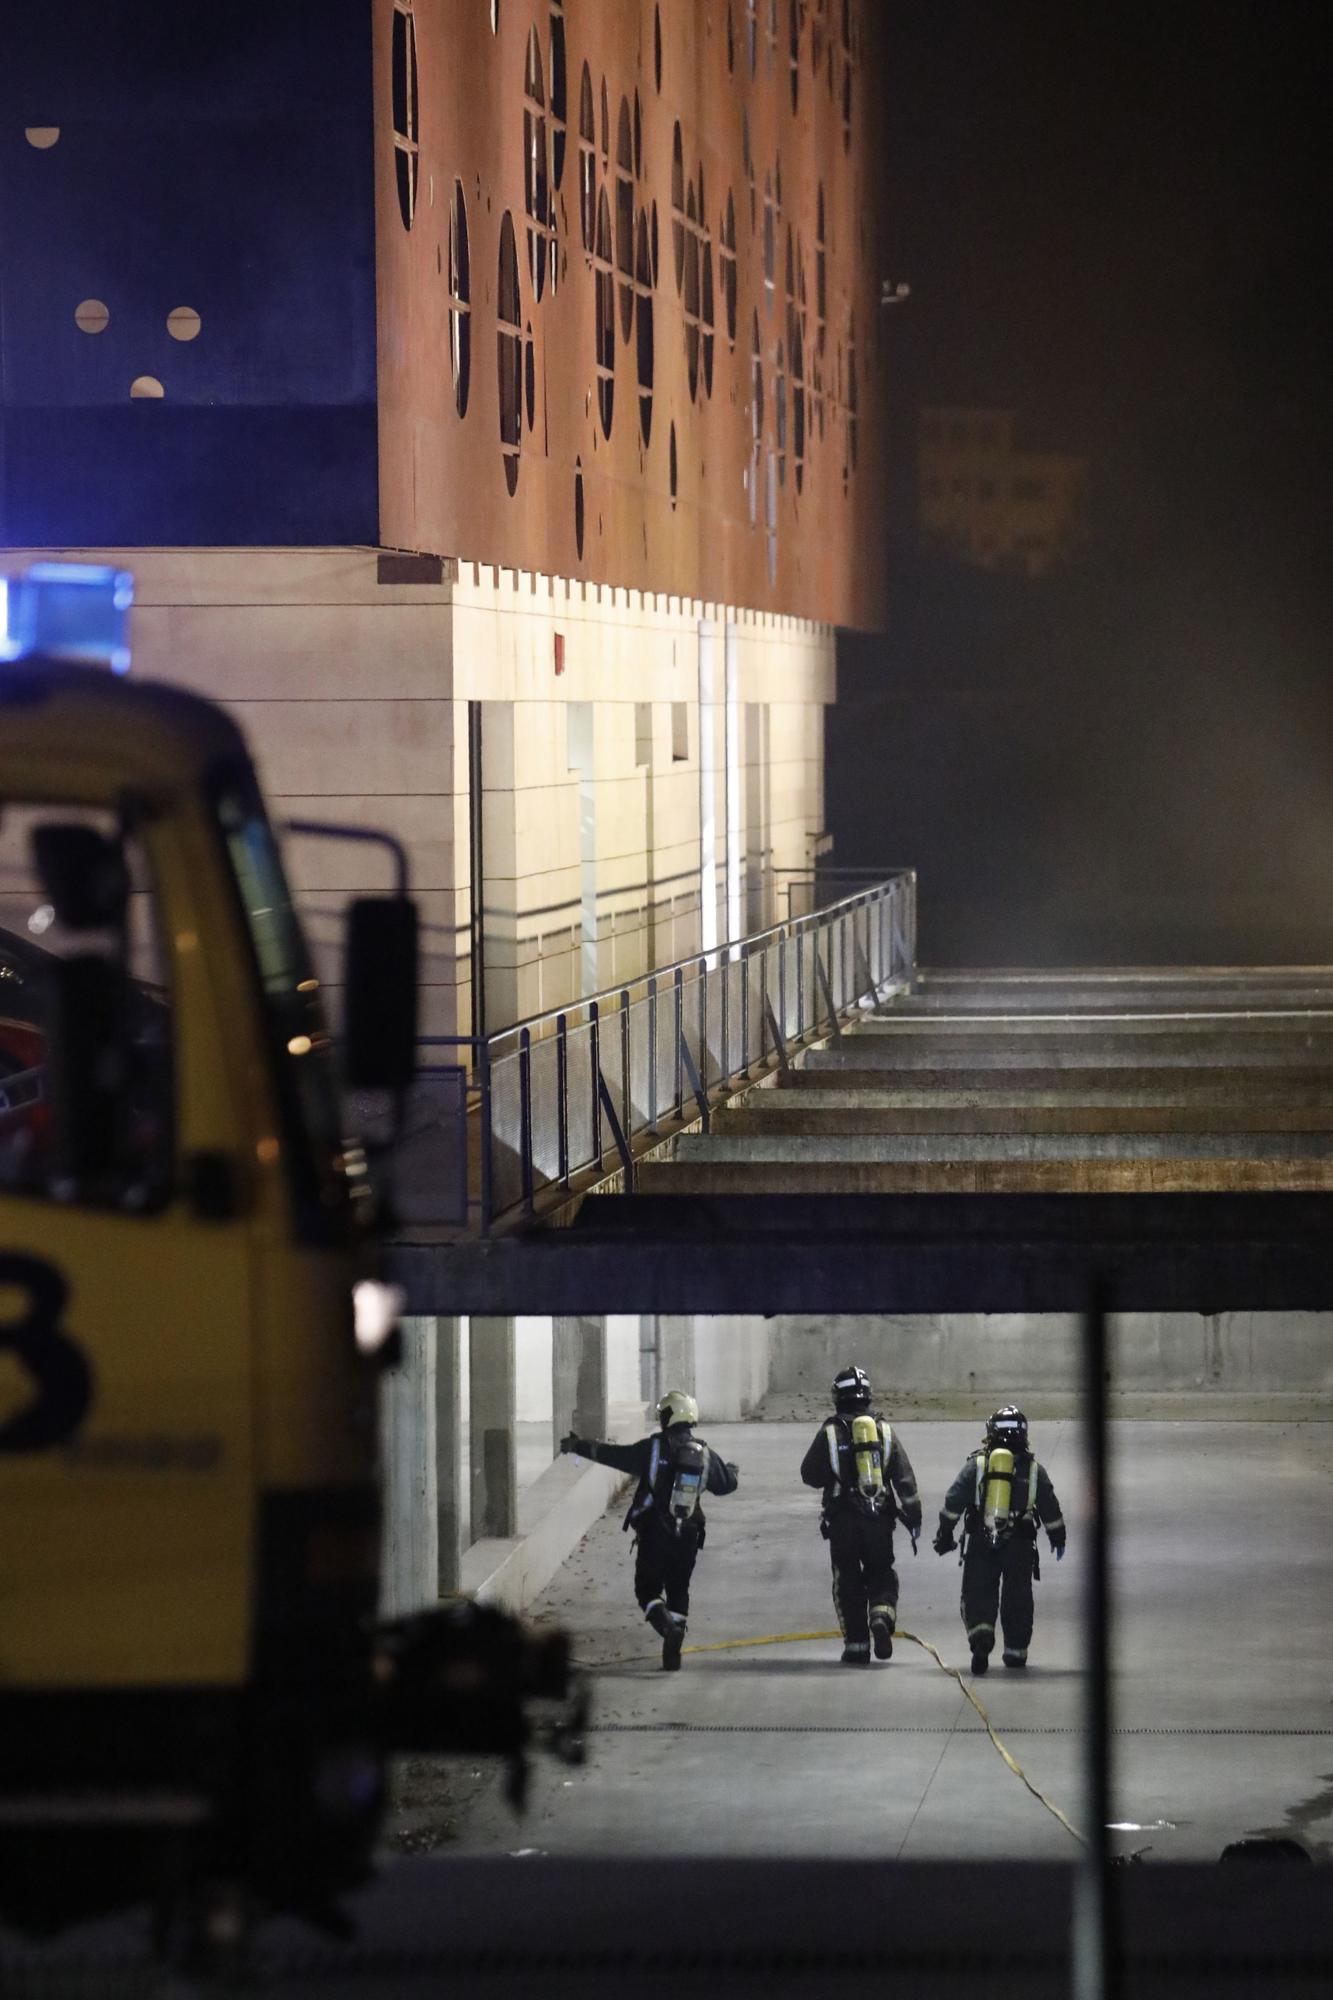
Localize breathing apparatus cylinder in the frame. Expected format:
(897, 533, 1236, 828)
(852, 1415, 884, 1501)
(983, 1446, 1015, 1543)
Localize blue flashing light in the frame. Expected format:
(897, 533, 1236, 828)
(1, 562, 134, 674)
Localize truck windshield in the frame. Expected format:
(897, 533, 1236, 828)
(212, 774, 367, 1242)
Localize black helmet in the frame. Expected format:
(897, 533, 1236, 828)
(832, 1366, 873, 1413)
(986, 1405, 1029, 1451)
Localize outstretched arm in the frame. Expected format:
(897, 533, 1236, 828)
(706, 1449, 739, 1495)
(560, 1435, 651, 1477)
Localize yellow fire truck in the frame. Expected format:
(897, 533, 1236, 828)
(0, 565, 576, 1937)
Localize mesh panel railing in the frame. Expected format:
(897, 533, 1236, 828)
(405, 870, 915, 1232)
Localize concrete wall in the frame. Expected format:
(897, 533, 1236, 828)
(764, 1313, 1333, 1398)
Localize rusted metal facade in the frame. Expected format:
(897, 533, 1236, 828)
(374, 0, 888, 628)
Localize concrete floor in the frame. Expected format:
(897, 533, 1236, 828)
(444, 1418, 1333, 1863)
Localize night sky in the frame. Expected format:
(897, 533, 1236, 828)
(833, 2, 1333, 964)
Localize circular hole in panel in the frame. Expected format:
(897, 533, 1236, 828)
(74, 298, 110, 334)
(166, 306, 201, 341)
(130, 376, 165, 399)
(25, 126, 60, 148)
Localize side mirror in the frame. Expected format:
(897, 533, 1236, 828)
(32, 824, 130, 931)
(343, 897, 419, 1091)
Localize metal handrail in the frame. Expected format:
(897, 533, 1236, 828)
(483, 870, 915, 1054)
(407, 871, 916, 1235)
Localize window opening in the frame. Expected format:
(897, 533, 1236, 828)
(391, 2, 419, 231)
(578, 64, 596, 251)
(727, 3, 735, 73)
(616, 97, 635, 341)
(671, 123, 686, 293)
(775, 336, 787, 486)
(636, 703, 654, 767)
(669, 421, 678, 509)
(762, 172, 775, 314)
(746, 0, 758, 77)
(720, 191, 738, 346)
(847, 312, 858, 473)
(749, 311, 764, 526)
(654, 5, 663, 91)
(702, 235, 715, 397)
(549, 3, 568, 189)
(671, 702, 688, 761)
(497, 213, 522, 493)
(633, 89, 643, 180)
(449, 180, 471, 416)
(594, 189, 615, 437)
(767, 0, 779, 72)
(574, 457, 585, 557)
(635, 210, 654, 445)
(789, 0, 801, 111)
(523, 26, 552, 299)
(525, 321, 536, 431)
(683, 180, 700, 402)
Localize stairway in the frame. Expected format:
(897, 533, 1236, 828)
(635, 967, 1333, 1195)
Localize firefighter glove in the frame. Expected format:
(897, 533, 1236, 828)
(560, 1434, 583, 1456)
(1052, 1538, 1066, 1561)
(932, 1527, 955, 1556)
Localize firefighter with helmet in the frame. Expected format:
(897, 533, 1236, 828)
(800, 1366, 922, 1665)
(561, 1391, 739, 1670)
(933, 1406, 1066, 1674)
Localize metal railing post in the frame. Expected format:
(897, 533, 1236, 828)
(673, 966, 685, 1120)
(478, 1035, 493, 1235)
(619, 987, 632, 1147)
(796, 920, 806, 1037)
(698, 956, 708, 1093)
(555, 1012, 570, 1189)
(518, 1025, 535, 1215)
(721, 949, 731, 1084)
(739, 944, 751, 1075)
(647, 976, 659, 1133)
(589, 999, 603, 1174)
(778, 927, 788, 1045)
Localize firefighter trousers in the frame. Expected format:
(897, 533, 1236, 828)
(961, 1532, 1037, 1661)
(633, 1517, 701, 1618)
(826, 1507, 899, 1648)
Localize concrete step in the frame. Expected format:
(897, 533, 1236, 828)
(776, 1064, 1333, 1094)
(634, 1157, 1333, 1194)
(858, 1011, 1333, 1037)
(718, 1103, 1333, 1136)
(803, 1040, 1333, 1069)
(672, 1130, 1333, 1164)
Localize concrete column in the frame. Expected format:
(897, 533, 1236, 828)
(469, 1316, 517, 1540)
(435, 1316, 465, 1593)
(657, 1316, 698, 1404)
(379, 1315, 439, 1618)
(553, 1315, 608, 1446)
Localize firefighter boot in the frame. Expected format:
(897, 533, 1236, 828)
(662, 1612, 687, 1672)
(840, 1642, 871, 1666)
(869, 1609, 894, 1661)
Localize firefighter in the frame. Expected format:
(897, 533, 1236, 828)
(932, 1405, 1066, 1675)
(560, 1391, 739, 1670)
(800, 1365, 922, 1666)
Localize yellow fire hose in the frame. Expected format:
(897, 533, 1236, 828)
(593, 1625, 1087, 1848)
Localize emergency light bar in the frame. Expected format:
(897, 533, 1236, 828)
(0, 562, 134, 673)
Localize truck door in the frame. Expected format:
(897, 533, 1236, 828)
(0, 801, 254, 1691)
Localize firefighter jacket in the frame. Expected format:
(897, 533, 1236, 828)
(800, 1412, 923, 1531)
(938, 1447, 1065, 1550)
(567, 1425, 739, 1533)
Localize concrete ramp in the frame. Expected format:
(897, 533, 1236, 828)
(635, 967, 1333, 1198)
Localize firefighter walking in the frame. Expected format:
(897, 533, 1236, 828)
(933, 1405, 1066, 1675)
(561, 1390, 739, 1669)
(800, 1366, 922, 1666)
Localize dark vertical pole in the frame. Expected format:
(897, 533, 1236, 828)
(556, 1012, 570, 1188)
(647, 976, 660, 1132)
(619, 987, 632, 1148)
(590, 1000, 603, 1173)
(518, 1025, 534, 1214)
(1074, 1288, 1117, 2000)
(739, 946, 751, 1075)
(467, 700, 486, 1049)
(673, 967, 684, 1119)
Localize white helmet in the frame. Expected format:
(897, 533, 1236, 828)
(657, 1389, 699, 1429)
